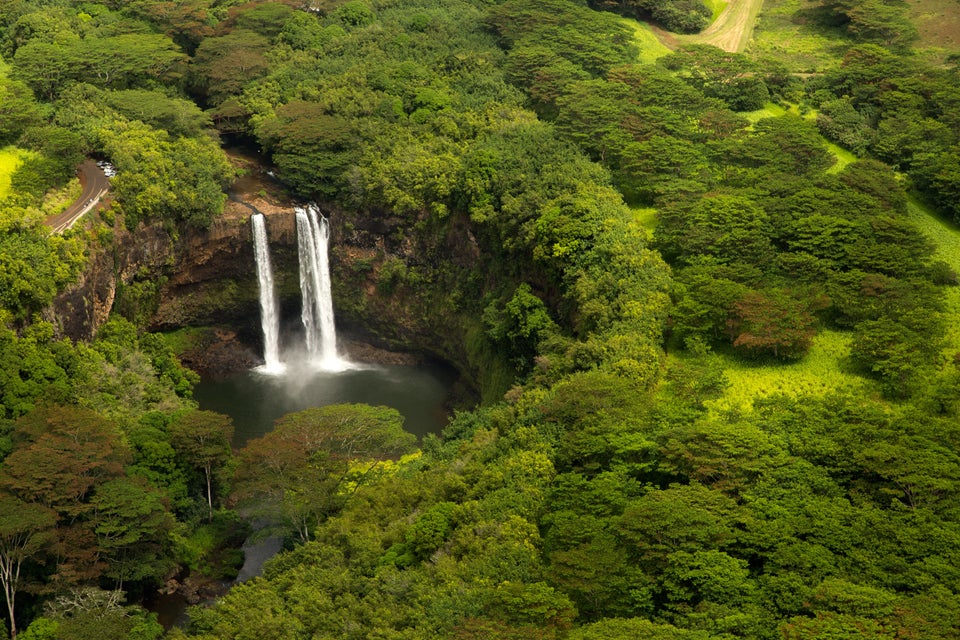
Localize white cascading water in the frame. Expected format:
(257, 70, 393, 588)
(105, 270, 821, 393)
(251, 213, 285, 374)
(296, 204, 348, 370)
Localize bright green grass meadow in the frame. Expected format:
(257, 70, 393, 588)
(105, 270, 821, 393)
(749, 0, 847, 72)
(623, 17, 674, 64)
(706, 330, 872, 414)
(703, 0, 729, 23)
(905, 196, 960, 354)
(0, 147, 26, 199)
(702, 195, 960, 414)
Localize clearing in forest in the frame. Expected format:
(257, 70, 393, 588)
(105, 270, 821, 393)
(748, 0, 847, 71)
(904, 197, 960, 354)
(680, 0, 766, 52)
(0, 147, 25, 199)
(623, 17, 673, 63)
(908, 0, 960, 60)
(705, 330, 871, 413)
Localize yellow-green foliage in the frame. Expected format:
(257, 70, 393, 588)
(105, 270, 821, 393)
(631, 206, 658, 235)
(40, 178, 82, 217)
(906, 197, 960, 272)
(706, 330, 871, 413)
(904, 196, 960, 353)
(823, 141, 857, 172)
(340, 451, 423, 495)
(0, 146, 27, 198)
(743, 102, 789, 123)
(704, 0, 728, 22)
(749, 0, 845, 72)
(622, 17, 673, 64)
(942, 289, 960, 355)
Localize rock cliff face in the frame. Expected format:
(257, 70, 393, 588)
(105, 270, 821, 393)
(50, 223, 175, 341)
(51, 192, 483, 386)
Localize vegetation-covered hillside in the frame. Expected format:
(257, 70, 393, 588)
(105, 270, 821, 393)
(1, 0, 960, 638)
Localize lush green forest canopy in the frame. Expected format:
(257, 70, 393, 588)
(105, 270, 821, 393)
(1, 0, 960, 638)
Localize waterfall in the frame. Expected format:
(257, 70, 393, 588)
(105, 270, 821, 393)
(251, 214, 285, 374)
(296, 204, 348, 370)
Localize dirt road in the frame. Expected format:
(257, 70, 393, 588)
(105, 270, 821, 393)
(681, 0, 765, 52)
(46, 159, 109, 233)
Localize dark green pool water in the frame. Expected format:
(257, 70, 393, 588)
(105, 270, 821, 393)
(193, 362, 456, 447)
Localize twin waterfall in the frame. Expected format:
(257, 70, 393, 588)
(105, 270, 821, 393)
(251, 205, 348, 373)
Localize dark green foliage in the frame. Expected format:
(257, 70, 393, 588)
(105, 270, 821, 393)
(189, 30, 271, 106)
(816, 98, 874, 155)
(487, 0, 638, 77)
(484, 283, 559, 371)
(256, 102, 357, 200)
(0, 77, 42, 145)
(816, 0, 918, 50)
(661, 46, 770, 111)
(98, 88, 212, 137)
(1, 0, 959, 638)
(590, 0, 712, 34)
(657, 195, 772, 266)
(810, 45, 960, 221)
(13, 34, 186, 100)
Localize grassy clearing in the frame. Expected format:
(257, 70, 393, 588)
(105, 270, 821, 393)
(0, 146, 26, 199)
(689, 161, 960, 413)
(903, 196, 960, 353)
(905, 196, 960, 271)
(824, 141, 856, 172)
(743, 102, 789, 122)
(748, 0, 847, 72)
(631, 206, 658, 236)
(907, 0, 960, 64)
(704, 0, 729, 23)
(706, 330, 871, 414)
(623, 17, 674, 63)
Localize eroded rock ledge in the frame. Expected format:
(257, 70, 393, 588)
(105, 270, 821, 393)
(50, 187, 480, 389)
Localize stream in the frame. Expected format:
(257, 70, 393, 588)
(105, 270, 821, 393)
(147, 358, 456, 628)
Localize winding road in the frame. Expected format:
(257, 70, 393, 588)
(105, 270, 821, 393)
(45, 159, 109, 233)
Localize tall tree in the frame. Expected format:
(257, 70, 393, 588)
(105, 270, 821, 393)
(232, 404, 415, 542)
(0, 494, 55, 640)
(168, 410, 234, 522)
(0, 406, 129, 587)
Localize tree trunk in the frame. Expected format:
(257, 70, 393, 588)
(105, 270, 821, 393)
(2, 571, 16, 640)
(205, 465, 213, 523)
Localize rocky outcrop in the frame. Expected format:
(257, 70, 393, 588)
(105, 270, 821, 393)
(49, 223, 174, 341)
(50, 165, 484, 388)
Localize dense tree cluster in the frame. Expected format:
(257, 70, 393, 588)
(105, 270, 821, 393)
(590, 0, 713, 34)
(808, 45, 960, 223)
(0, 0, 959, 638)
(1, 1, 232, 230)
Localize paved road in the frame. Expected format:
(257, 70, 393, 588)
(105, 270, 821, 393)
(46, 159, 109, 233)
